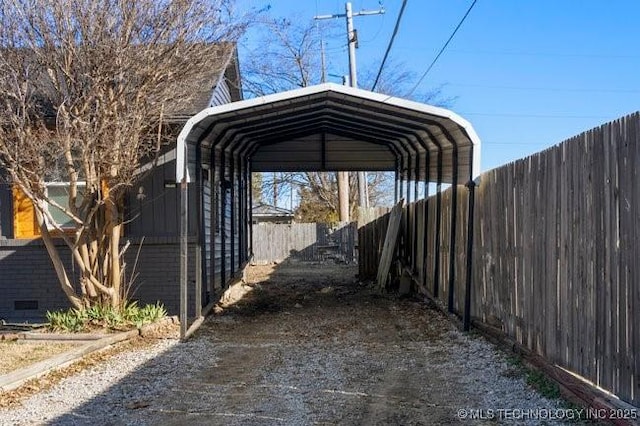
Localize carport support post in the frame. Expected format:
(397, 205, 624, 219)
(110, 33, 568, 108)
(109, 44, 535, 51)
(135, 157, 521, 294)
(249, 167, 254, 258)
(432, 150, 443, 298)
(179, 177, 188, 340)
(447, 153, 459, 314)
(195, 145, 202, 319)
(412, 151, 421, 273)
(394, 159, 399, 202)
(230, 158, 235, 271)
(422, 151, 430, 291)
(220, 150, 227, 286)
(463, 180, 476, 331)
(447, 199, 457, 312)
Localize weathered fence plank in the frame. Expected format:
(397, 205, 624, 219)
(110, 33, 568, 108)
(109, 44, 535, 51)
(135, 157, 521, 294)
(376, 201, 405, 290)
(357, 207, 391, 279)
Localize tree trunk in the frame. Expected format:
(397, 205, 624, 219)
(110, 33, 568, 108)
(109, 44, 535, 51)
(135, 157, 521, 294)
(106, 197, 122, 308)
(35, 208, 83, 310)
(337, 171, 350, 222)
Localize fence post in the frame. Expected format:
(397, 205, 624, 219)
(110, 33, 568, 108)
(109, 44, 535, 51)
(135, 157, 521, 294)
(463, 180, 476, 331)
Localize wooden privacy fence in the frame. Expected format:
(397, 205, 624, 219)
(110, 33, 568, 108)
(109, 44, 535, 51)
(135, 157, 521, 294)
(252, 222, 356, 264)
(359, 112, 640, 407)
(358, 207, 391, 278)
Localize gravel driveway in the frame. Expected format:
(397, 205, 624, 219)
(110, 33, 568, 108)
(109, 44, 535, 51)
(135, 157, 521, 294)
(1, 262, 571, 425)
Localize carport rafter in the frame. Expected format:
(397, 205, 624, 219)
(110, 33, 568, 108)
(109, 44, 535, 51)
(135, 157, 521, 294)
(226, 112, 415, 170)
(245, 124, 406, 171)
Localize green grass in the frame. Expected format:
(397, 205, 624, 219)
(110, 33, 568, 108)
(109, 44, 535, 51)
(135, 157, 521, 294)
(525, 369, 561, 400)
(502, 354, 596, 423)
(503, 354, 561, 400)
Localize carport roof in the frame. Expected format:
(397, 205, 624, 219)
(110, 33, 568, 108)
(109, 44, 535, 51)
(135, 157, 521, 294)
(176, 83, 481, 184)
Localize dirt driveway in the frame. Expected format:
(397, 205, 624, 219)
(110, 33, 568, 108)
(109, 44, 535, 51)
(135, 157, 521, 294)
(1, 261, 567, 425)
(130, 261, 564, 425)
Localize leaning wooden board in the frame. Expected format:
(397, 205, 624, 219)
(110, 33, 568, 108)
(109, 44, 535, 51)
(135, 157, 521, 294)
(376, 200, 405, 290)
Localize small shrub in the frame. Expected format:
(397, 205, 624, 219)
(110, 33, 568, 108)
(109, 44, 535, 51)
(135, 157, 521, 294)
(141, 302, 167, 323)
(85, 305, 104, 323)
(121, 300, 141, 324)
(46, 309, 86, 332)
(46, 301, 167, 332)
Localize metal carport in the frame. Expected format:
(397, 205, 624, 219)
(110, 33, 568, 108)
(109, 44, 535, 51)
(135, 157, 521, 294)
(175, 83, 481, 338)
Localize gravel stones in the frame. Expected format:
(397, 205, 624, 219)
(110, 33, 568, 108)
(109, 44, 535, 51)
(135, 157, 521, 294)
(1, 264, 570, 425)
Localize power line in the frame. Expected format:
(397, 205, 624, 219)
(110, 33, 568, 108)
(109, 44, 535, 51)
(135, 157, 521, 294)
(483, 141, 556, 146)
(371, 0, 407, 91)
(459, 112, 614, 119)
(448, 49, 640, 59)
(449, 83, 640, 94)
(406, 0, 478, 97)
(358, 16, 386, 44)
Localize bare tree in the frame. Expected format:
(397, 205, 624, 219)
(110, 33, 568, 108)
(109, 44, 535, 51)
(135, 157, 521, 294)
(259, 170, 394, 223)
(0, 0, 247, 309)
(241, 17, 454, 220)
(241, 15, 328, 97)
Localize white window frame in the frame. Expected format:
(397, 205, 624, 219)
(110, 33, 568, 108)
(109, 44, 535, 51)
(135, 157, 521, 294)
(44, 182, 86, 230)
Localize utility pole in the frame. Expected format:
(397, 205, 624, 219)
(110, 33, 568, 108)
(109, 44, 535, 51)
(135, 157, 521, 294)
(320, 35, 327, 83)
(272, 172, 277, 208)
(315, 2, 384, 219)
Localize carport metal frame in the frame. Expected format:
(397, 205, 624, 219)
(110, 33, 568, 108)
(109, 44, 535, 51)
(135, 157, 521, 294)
(175, 83, 481, 339)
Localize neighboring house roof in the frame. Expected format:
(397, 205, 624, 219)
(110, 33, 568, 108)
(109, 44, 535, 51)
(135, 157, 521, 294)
(131, 44, 243, 173)
(252, 203, 294, 219)
(167, 43, 243, 120)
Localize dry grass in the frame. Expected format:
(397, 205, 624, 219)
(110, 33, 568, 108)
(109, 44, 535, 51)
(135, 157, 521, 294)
(0, 341, 77, 375)
(245, 263, 277, 282)
(0, 337, 155, 409)
(0, 319, 178, 409)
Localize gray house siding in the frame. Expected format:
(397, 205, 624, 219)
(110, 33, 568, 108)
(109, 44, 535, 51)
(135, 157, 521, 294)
(126, 160, 198, 237)
(209, 79, 232, 107)
(0, 238, 198, 322)
(0, 240, 74, 322)
(0, 155, 235, 322)
(120, 238, 198, 316)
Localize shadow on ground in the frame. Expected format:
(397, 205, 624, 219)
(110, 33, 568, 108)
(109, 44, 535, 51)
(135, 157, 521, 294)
(1, 262, 560, 425)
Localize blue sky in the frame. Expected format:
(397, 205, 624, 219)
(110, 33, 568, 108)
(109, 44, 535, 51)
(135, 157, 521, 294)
(238, 0, 640, 173)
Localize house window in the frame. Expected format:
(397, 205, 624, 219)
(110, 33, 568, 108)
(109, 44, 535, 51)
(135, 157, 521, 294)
(45, 182, 86, 229)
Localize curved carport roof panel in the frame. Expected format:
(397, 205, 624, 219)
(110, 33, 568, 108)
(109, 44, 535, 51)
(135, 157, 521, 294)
(176, 83, 481, 184)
